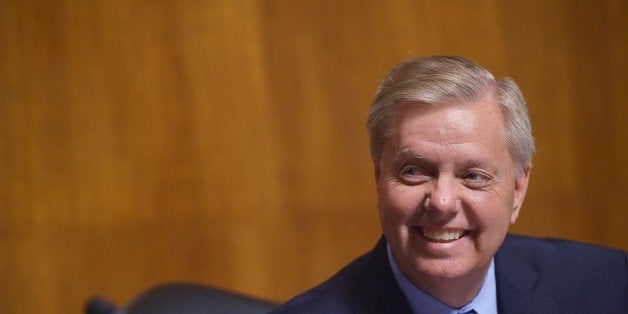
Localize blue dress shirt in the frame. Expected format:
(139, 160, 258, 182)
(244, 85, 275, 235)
(387, 244, 498, 314)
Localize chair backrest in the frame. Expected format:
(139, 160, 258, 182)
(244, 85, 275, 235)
(85, 297, 118, 314)
(86, 283, 278, 314)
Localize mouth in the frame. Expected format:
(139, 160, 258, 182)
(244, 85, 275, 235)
(418, 227, 470, 243)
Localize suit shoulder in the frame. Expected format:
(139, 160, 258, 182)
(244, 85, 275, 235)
(501, 233, 627, 268)
(499, 234, 627, 292)
(497, 234, 627, 313)
(269, 251, 372, 314)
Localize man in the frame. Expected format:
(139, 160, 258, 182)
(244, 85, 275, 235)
(271, 56, 627, 313)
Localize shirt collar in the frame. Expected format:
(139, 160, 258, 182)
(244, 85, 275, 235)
(387, 243, 498, 314)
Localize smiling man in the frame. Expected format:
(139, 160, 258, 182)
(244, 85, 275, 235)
(271, 56, 627, 314)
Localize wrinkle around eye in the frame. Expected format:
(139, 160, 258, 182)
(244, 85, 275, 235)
(461, 170, 493, 189)
(464, 171, 490, 181)
(397, 165, 431, 185)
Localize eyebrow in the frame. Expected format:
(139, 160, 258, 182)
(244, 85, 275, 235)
(391, 149, 433, 168)
(393, 149, 499, 172)
(393, 149, 428, 162)
(459, 159, 499, 174)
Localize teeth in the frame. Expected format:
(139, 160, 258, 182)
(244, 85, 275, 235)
(422, 229, 465, 241)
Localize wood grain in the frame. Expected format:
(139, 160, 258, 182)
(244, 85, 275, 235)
(1, 1, 626, 312)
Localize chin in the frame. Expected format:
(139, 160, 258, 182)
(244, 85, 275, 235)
(407, 254, 484, 284)
(418, 259, 470, 280)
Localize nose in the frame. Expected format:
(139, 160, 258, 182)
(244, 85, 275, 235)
(424, 176, 460, 215)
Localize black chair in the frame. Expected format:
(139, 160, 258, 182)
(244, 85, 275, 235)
(86, 283, 278, 314)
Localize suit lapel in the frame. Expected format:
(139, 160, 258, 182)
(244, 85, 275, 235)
(355, 235, 560, 313)
(495, 236, 559, 314)
(354, 237, 413, 314)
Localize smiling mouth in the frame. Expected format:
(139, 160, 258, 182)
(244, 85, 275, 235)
(419, 227, 469, 243)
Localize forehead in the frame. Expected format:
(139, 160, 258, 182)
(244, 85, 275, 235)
(398, 99, 504, 136)
(384, 99, 510, 161)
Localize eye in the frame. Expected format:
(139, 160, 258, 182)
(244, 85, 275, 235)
(464, 171, 486, 180)
(462, 170, 492, 187)
(397, 165, 431, 184)
(399, 165, 421, 176)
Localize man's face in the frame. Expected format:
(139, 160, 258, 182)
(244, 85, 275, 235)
(375, 98, 530, 290)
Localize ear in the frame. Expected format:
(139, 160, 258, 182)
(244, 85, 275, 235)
(510, 164, 531, 224)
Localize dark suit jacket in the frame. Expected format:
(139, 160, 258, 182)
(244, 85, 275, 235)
(271, 234, 627, 313)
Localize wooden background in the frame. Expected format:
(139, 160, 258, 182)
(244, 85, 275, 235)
(1, 1, 626, 313)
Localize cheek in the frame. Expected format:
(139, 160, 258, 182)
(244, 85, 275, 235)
(378, 182, 418, 213)
(377, 183, 419, 227)
(466, 192, 514, 232)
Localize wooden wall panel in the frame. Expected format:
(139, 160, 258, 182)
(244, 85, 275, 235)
(1, 1, 626, 313)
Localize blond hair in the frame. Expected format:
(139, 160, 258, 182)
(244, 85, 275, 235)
(367, 56, 534, 175)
